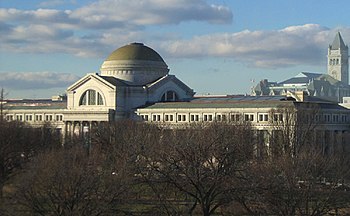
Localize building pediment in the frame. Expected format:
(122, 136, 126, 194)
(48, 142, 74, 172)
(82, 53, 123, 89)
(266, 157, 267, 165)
(67, 73, 116, 92)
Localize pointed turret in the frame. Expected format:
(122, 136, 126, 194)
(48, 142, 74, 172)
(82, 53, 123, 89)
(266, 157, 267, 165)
(330, 31, 347, 50)
(327, 32, 349, 85)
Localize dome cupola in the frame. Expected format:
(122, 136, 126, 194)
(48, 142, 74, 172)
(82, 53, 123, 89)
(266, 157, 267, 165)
(100, 43, 169, 85)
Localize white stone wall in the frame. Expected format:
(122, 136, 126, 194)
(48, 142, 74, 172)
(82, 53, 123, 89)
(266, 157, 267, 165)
(67, 75, 116, 111)
(136, 106, 350, 131)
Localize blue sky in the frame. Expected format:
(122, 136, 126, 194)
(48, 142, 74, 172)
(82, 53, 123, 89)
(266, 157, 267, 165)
(0, 0, 350, 98)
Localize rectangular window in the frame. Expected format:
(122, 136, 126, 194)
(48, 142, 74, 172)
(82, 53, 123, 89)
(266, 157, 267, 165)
(245, 114, 253, 121)
(341, 115, 347, 123)
(273, 114, 283, 122)
(153, 115, 157, 121)
(16, 115, 23, 121)
(141, 115, 149, 121)
(217, 115, 222, 121)
(191, 115, 194, 121)
(165, 115, 169, 121)
(6, 115, 13, 121)
(35, 115, 43, 121)
(204, 115, 208, 121)
(258, 114, 269, 122)
(177, 115, 187, 122)
(315, 114, 320, 122)
(55, 115, 63, 121)
(25, 115, 33, 121)
(222, 115, 226, 121)
(170, 115, 173, 121)
(264, 114, 268, 121)
(45, 115, 53, 121)
(231, 114, 240, 121)
(191, 114, 199, 122)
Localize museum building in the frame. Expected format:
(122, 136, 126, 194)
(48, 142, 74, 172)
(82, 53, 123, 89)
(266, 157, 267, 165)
(3, 33, 350, 150)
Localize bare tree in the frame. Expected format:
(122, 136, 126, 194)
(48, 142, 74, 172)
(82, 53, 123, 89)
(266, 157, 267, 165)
(268, 103, 321, 157)
(14, 145, 133, 216)
(141, 122, 255, 216)
(245, 149, 350, 216)
(0, 88, 5, 122)
(237, 103, 350, 215)
(92, 120, 170, 214)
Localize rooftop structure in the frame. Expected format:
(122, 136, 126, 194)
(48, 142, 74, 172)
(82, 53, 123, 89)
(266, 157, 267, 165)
(253, 32, 349, 102)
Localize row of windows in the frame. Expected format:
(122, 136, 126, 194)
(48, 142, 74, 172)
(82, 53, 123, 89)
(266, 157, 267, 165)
(329, 58, 341, 65)
(5, 114, 63, 122)
(140, 112, 350, 124)
(140, 113, 282, 123)
(314, 114, 348, 123)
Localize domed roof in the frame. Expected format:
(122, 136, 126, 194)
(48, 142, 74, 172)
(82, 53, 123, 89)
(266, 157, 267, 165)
(105, 42, 165, 62)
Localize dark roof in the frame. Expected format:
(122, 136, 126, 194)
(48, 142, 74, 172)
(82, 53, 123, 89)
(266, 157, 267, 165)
(99, 76, 130, 87)
(140, 96, 295, 109)
(330, 32, 347, 50)
(4, 99, 67, 110)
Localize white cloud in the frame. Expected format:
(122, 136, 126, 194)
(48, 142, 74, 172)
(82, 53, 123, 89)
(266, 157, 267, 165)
(71, 0, 232, 27)
(159, 24, 350, 68)
(0, 72, 79, 90)
(0, 0, 232, 28)
(0, 0, 232, 56)
(1, 1, 350, 69)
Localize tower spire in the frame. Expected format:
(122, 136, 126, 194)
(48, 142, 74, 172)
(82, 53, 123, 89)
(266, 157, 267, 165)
(330, 31, 347, 50)
(327, 31, 349, 85)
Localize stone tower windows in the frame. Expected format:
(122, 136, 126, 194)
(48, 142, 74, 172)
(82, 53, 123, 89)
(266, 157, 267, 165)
(329, 58, 342, 65)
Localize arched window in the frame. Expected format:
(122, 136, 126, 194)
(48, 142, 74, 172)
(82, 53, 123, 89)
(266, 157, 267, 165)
(336, 59, 339, 65)
(79, 90, 104, 105)
(161, 90, 179, 102)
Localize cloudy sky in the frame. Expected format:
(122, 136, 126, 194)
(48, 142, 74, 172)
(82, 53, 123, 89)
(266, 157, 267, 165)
(0, 0, 350, 98)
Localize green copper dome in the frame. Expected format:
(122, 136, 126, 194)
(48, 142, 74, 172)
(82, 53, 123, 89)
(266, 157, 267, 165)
(105, 43, 165, 62)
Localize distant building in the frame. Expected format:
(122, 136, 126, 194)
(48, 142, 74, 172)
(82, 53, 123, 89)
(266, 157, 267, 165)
(328, 32, 349, 85)
(252, 32, 350, 103)
(4, 43, 195, 134)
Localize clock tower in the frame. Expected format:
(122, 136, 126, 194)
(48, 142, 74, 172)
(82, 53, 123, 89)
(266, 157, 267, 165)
(328, 32, 349, 85)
